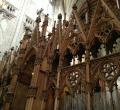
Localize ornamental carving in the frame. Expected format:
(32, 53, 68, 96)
(95, 17, 113, 43)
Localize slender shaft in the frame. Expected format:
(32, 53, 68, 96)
(85, 45, 93, 110)
(54, 14, 62, 110)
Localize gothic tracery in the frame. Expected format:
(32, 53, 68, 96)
(0, 0, 120, 110)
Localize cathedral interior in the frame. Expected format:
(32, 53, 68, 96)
(1, 0, 120, 110)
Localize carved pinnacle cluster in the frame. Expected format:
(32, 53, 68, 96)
(36, 8, 43, 23)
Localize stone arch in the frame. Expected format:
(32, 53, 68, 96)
(13, 47, 38, 110)
(22, 46, 37, 65)
(96, 60, 120, 91)
(18, 46, 37, 85)
(62, 68, 84, 94)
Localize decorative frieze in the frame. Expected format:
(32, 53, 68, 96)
(24, 15, 35, 31)
(0, 0, 17, 20)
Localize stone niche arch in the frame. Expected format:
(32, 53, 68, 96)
(12, 47, 37, 110)
(22, 46, 37, 65)
(19, 47, 37, 85)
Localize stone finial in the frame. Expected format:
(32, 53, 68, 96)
(37, 8, 43, 16)
(24, 26, 31, 35)
(72, 4, 77, 10)
(35, 16, 41, 23)
(11, 47, 14, 51)
(43, 14, 49, 26)
(58, 13, 62, 20)
(36, 8, 43, 23)
(65, 21, 69, 27)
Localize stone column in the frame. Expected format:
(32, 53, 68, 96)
(54, 14, 62, 110)
(25, 59, 40, 110)
(40, 71, 48, 110)
(85, 45, 93, 110)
